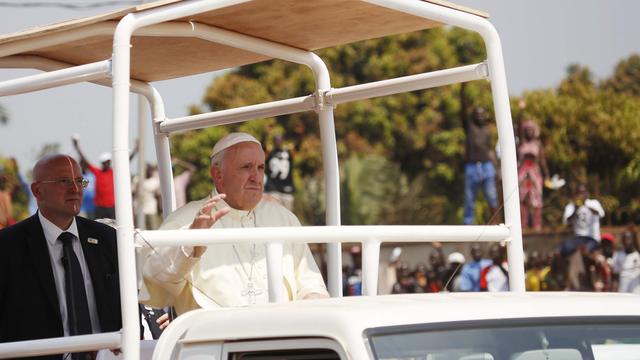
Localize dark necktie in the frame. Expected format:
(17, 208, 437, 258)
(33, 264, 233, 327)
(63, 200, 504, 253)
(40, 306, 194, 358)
(59, 232, 93, 360)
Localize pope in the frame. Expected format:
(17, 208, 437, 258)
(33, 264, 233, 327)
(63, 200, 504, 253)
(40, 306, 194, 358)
(141, 132, 328, 314)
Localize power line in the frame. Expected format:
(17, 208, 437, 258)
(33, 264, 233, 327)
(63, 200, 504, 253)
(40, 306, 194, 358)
(0, 1, 139, 9)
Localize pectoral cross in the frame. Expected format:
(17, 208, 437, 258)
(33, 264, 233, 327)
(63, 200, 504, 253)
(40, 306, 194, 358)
(241, 281, 264, 305)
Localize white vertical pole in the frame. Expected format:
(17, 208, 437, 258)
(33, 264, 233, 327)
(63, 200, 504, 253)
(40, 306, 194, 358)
(310, 53, 342, 298)
(110, 4, 252, 358)
(361, 239, 381, 296)
(148, 86, 176, 217)
(136, 95, 146, 229)
(482, 27, 525, 293)
(363, 0, 525, 292)
(112, 13, 140, 360)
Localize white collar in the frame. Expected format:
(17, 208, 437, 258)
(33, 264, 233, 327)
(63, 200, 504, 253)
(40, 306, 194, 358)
(38, 211, 79, 246)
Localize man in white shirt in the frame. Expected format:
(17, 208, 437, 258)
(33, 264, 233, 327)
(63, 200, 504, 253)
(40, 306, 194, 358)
(560, 184, 605, 255)
(141, 132, 328, 314)
(616, 230, 640, 294)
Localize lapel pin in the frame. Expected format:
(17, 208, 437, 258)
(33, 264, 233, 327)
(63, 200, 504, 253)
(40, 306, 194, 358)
(88, 237, 99, 245)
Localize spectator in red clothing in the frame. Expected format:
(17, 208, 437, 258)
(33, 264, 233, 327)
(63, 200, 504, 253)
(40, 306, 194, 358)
(72, 136, 137, 219)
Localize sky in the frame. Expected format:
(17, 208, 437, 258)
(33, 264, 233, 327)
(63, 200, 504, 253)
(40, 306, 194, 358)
(0, 0, 639, 177)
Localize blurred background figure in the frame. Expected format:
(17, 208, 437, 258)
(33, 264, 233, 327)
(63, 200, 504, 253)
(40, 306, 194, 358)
(413, 263, 429, 293)
(525, 250, 545, 291)
(443, 252, 466, 292)
(459, 244, 491, 292)
(378, 247, 402, 295)
(0, 172, 14, 229)
(428, 246, 446, 292)
(463, 107, 499, 225)
(172, 157, 197, 209)
(79, 162, 96, 219)
(615, 229, 640, 294)
(344, 245, 362, 296)
(480, 244, 509, 292)
(560, 184, 605, 256)
(142, 164, 161, 229)
(518, 119, 548, 231)
(392, 262, 416, 294)
(265, 134, 295, 211)
(540, 250, 568, 291)
(73, 135, 137, 220)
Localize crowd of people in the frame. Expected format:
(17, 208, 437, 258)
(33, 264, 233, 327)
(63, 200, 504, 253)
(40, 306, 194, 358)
(341, 228, 640, 296)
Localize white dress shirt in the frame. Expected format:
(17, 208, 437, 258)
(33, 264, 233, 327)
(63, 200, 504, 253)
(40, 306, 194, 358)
(39, 211, 100, 335)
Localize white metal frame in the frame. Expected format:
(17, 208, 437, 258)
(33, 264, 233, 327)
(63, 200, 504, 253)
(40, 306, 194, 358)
(0, 0, 523, 359)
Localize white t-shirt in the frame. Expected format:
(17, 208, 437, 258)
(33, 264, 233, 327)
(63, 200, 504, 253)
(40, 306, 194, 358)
(562, 199, 605, 240)
(485, 264, 509, 292)
(617, 251, 640, 294)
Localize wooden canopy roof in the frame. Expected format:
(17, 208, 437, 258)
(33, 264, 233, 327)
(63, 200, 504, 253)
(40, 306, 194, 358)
(0, 0, 487, 82)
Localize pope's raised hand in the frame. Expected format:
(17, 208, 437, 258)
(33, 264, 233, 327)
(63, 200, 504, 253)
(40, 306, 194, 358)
(189, 194, 230, 257)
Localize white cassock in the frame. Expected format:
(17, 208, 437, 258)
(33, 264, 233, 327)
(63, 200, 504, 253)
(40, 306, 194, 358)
(140, 191, 328, 314)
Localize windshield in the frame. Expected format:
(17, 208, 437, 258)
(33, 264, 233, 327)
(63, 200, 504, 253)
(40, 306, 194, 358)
(368, 317, 640, 360)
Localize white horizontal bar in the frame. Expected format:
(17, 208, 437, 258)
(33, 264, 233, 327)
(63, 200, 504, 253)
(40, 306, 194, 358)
(0, 332, 121, 359)
(0, 55, 156, 99)
(160, 95, 316, 133)
(137, 225, 510, 247)
(157, 63, 485, 134)
(0, 60, 111, 96)
(325, 62, 487, 106)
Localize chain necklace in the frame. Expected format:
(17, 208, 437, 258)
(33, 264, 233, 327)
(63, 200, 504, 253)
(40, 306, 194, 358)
(231, 211, 263, 305)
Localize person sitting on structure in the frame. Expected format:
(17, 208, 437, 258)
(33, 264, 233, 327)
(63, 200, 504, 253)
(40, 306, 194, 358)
(560, 184, 605, 256)
(141, 132, 328, 314)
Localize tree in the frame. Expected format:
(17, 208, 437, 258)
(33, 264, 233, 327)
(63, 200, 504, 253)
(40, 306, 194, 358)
(602, 54, 640, 97)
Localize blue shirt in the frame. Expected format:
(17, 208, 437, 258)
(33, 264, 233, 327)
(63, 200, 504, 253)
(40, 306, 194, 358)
(459, 259, 492, 292)
(81, 171, 97, 214)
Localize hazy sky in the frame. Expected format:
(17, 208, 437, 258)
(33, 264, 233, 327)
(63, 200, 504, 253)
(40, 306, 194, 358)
(1, 0, 639, 176)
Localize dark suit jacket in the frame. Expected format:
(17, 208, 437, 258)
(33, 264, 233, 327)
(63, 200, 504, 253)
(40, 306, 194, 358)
(0, 214, 122, 359)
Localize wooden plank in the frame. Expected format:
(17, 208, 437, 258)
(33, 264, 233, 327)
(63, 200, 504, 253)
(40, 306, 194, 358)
(182, 0, 444, 51)
(0, 1, 181, 45)
(0, 0, 489, 81)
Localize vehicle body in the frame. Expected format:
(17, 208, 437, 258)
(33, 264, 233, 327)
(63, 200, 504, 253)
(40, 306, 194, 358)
(0, 0, 638, 359)
(155, 293, 640, 360)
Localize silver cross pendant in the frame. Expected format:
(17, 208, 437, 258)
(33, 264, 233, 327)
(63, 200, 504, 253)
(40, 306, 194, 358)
(241, 281, 264, 305)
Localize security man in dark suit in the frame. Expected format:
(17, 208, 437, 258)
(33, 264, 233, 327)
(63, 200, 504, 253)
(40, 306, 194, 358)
(0, 154, 121, 360)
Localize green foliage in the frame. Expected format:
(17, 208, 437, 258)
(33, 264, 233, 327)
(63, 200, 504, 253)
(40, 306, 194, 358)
(602, 54, 640, 97)
(340, 155, 402, 225)
(171, 29, 640, 226)
(0, 156, 29, 221)
(520, 57, 640, 224)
